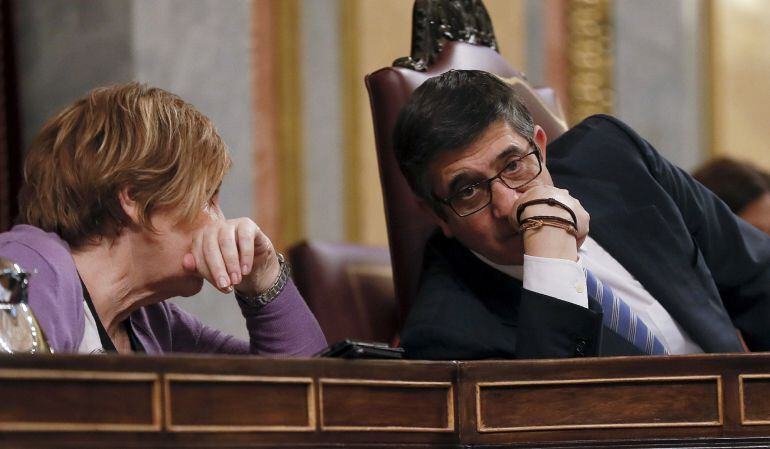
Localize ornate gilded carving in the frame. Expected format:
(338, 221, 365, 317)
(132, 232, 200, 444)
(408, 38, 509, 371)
(394, 0, 499, 71)
(566, 0, 614, 125)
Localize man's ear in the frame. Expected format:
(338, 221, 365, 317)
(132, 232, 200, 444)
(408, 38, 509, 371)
(533, 125, 548, 164)
(417, 199, 454, 238)
(118, 187, 141, 225)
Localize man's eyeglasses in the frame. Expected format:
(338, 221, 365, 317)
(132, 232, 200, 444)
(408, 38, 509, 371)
(433, 142, 543, 217)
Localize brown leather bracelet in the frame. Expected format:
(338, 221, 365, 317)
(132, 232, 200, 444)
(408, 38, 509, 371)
(516, 198, 578, 228)
(520, 216, 578, 236)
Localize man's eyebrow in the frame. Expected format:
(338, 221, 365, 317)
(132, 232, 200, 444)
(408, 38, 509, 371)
(447, 171, 479, 195)
(444, 144, 529, 195)
(495, 144, 528, 163)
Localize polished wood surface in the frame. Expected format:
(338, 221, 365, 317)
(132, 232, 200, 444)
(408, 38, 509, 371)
(1, 353, 770, 448)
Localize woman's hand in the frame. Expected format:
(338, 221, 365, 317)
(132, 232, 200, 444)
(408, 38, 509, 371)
(183, 216, 281, 296)
(510, 185, 590, 261)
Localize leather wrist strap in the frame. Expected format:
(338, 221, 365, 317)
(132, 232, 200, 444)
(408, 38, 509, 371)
(235, 253, 290, 310)
(516, 198, 577, 228)
(520, 216, 578, 236)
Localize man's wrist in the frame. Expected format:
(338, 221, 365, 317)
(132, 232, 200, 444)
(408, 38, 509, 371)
(522, 226, 578, 261)
(516, 198, 577, 226)
(519, 203, 573, 223)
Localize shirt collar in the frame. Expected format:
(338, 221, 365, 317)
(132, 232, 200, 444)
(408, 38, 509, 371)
(470, 250, 524, 280)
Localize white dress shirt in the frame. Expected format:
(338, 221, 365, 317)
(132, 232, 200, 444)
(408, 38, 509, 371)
(473, 236, 703, 355)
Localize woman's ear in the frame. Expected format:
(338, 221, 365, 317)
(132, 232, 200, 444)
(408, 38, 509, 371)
(118, 187, 140, 224)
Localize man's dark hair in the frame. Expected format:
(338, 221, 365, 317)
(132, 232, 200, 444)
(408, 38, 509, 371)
(693, 158, 770, 214)
(393, 70, 535, 210)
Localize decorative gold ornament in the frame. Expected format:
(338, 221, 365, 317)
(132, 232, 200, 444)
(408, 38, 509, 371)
(567, 0, 614, 126)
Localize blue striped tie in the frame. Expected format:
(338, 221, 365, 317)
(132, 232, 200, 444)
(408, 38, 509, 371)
(584, 269, 669, 355)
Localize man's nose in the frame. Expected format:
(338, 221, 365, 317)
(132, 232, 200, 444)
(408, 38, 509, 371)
(489, 178, 519, 219)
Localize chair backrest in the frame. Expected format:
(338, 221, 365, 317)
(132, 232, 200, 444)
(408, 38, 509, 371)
(365, 0, 567, 322)
(288, 240, 398, 345)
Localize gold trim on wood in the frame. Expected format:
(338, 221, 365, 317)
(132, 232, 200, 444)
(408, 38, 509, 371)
(164, 373, 316, 432)
(276, 0, 305, 248)
(340, 0, 362, 242)
(252, 0, 281, 245)
(0, 369, 161, 432)
(319, 378, 455, 432)
(566, 0, 614, 126)
(475, 375, 723, 433)
(738, 374, 770, 425)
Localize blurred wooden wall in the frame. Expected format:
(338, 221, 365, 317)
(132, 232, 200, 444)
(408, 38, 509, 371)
(0, 0, 20, 233)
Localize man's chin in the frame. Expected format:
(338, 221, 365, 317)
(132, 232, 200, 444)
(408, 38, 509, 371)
(487, 237, 525, 265)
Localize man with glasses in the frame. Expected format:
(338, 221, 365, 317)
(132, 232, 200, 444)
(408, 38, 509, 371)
(393, 70, 770, 360)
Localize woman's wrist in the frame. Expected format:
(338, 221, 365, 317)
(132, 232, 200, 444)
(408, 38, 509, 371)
(234, 253, 290, 309)
(235, 252, 282, 296)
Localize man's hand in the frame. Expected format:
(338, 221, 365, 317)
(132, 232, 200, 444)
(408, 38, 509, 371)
(183, 217, 281, 296)
(511, 185, 590, 261)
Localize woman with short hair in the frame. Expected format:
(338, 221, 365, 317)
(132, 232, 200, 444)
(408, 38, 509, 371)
(0, 83, 326, 355)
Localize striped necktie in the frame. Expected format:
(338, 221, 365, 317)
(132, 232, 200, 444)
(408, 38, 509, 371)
(584, 269, 669, 355)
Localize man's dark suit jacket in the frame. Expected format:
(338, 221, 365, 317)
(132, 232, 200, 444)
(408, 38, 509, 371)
(401, 115, 770, 360)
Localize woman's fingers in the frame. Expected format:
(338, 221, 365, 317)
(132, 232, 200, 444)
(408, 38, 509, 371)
(202, 226, 232, 292)
(235, 220, 257, 276)
(218, 223, 242, 286)
(189, 217, 272, 294)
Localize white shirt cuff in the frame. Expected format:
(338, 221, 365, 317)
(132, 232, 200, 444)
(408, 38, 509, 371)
(522, 255, 588, 308)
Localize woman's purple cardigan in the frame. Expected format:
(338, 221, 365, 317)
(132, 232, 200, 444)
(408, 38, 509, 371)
(0, 225, 327, 356)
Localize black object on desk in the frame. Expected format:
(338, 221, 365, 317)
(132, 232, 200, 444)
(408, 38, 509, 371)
(316, 339, 405, 359)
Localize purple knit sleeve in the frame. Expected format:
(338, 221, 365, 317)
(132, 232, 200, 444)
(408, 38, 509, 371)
(238, 279, 327, 356)
(0, 236, 84, 353)
(157, 279, 326, 356)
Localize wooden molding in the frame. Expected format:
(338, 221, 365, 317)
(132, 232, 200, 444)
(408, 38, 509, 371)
(164, 373, 315, 432)
(475, 375, 723, 432)
(0, 369, 161, 432)
(319, 378, 455, 432)
(739, 374, 770, 425)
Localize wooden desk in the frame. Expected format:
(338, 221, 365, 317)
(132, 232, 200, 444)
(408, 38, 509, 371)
(1, 353, 769, 448)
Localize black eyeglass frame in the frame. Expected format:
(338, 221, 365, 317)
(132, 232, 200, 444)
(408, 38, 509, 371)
(433, 141, 543, 218)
